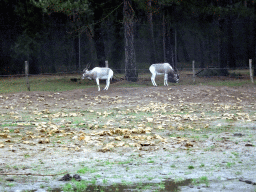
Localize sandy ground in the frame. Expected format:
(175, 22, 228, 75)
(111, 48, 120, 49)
(0, 85, 256, 191)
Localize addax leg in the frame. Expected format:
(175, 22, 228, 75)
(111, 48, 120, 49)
(96, 78, 100, 91)
(104, 79, 109, 90)
(151, 74, 157, 86)
(164, 74, 168, 86)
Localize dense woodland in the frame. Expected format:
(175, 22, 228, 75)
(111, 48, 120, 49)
(0, 0, 256, 80)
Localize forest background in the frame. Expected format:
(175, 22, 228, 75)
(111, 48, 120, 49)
(1, 0, 256, 81)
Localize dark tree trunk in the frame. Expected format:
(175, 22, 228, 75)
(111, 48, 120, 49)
(178, 31, 190, 62)
(218, 18, 229, 76)
(112, 11, 123, 73)
(85, 27, 97, 67)
(244, 17, 252, 68)
(163, 15, 166, 62)
(163, 20, 177, 83)
(227, 15, 236, 69)
(165, 31, 174, 66)
(30, 56, 40, 74)
(94, 23, 106, 67)
(90, 2, 106, 68)
(147, 0, 156, 64)
(123, 0, 137, 82)
(199, 38, 205, 68)
(254, 2, 256, 76)
(208, 34, 213, 67)
(74, 35, 79, 70)
(164, 21, 175, 67)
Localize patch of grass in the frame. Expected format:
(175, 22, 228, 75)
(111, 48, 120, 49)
(62, 178, 107, 192)
(9, 129, 15, 133)
(0, 123, 17, 127)
(90, 178, 97, 186)
(12, 165, 19, 170)
(1, 72, 255, 94)
(95, 174, 102, 178)
(139, 184, 152, 190)
(202, 134, 209, 139)
(169, 133, 181, 138)
(104, 160, 114, 166)
(121, 180, 133, 186)
(157, 182, 165, 189)
(147, 176, 154, 181)
(231, 152, 239, 158)
(188, 165, 194, 169)
(226, 162, 235, 168)
(204, 145, 216, 151)
(6, 183, 15, 187)
(103, 178, 108, 185)
(185, 171, 192, 175)
(24, 154, 30, 158)
(62, 182, 78, 192)
(235, 171, 242, 175)
(118, 159, 132, 165)
(174, 177, 184, 183)
(203, 79, 252, 87)
(0, 76, 87, 94)
(192, 176, 209, 187)
(77, 166, 97, 174)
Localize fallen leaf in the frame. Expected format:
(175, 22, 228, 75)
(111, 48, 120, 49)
(115, 136, 122, 141)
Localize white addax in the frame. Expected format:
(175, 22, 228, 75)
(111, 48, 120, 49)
(82, 64, 114, 91)
(149, 63, 179, 86)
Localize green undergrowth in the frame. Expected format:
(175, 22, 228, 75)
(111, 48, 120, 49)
(0, 72, 254, 94)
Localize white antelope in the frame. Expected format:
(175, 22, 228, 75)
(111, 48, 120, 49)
(82, 64, 114, 91)
(149, 63, 179, 86)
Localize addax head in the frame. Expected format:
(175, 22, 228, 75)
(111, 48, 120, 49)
(174, 73, 179, 83)
(173, 67, 180, 83)
(167, 68, 179, 83)
(81, 63, 91, 80)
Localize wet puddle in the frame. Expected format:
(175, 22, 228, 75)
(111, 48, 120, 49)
(25, 179, 192, 192)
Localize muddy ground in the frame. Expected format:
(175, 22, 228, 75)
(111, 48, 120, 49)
(0, 85, 256, 191)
